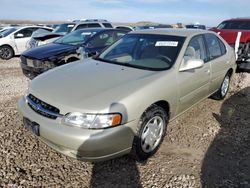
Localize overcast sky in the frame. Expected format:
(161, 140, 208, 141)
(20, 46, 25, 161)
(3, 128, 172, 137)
(0, 0, 249, 26)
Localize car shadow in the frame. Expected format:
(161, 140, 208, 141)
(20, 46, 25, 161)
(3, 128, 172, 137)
(89, 156, 142, 188)
(201, 87, 250, 187)
(76, 102, 142, 187)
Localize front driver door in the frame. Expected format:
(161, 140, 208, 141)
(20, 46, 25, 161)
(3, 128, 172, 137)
(14, 28, 37, 54)
(177, 34, 211, 113)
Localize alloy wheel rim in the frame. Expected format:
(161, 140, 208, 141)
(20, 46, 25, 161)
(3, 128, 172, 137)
(0, 47, 11, 59)
(221, 76, 229, 97)
(141, 116, 164, 153)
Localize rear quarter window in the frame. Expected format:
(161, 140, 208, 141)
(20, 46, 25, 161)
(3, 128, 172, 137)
(218, 38, 227, 55)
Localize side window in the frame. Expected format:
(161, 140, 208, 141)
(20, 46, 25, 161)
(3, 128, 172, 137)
(87, 23, 101, 28)
(14, 28, 35, 38)
(102, 23, 113, 28)
(89, 32, 114, 47)
(114, 31, 126, 40)
(204, 33, 222, 60)
(105, 36, 137, 58)
(183, 35, 207, 63)
(75, 24, 88, 30)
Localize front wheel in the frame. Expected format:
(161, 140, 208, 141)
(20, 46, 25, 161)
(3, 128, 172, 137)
(130, 104, 168, 161)
(211, 73, 231, 100)
(0, 45, 14, 60)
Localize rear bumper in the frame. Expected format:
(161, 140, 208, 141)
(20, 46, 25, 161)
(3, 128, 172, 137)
(18, 96, 137, 162)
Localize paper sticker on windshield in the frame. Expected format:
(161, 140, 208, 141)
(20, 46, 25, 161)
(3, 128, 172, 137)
(81, 32, 92, 35)
(155, 41, 178, 47)
(67, 25, 74, 28)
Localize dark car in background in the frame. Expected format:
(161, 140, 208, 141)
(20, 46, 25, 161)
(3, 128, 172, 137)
(27, 19, 114, 49)
(134, 24, 172, 30)
(185, 24, 206, 30)
(20, 28, 128, 79)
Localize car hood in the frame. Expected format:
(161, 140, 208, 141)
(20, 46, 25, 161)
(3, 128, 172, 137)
(22, 42, 78, 60)
(33, 33, 64, 41)
(29, 58, 164, 114)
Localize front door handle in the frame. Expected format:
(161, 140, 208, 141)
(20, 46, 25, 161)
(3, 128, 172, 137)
(205, 69, 210, 74)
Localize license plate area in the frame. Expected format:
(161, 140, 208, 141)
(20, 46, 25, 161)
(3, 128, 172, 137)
(23, 117, 40, 136)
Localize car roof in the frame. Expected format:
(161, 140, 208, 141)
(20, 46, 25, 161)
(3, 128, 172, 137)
(130, 28, 211, 37)
(224, 18, 250, 22)
(60, 21, 112, 25)
(73, 28, 127, 32)
(15, 25, 50, 29)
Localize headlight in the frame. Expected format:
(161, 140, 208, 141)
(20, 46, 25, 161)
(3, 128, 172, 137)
(62, 112, 122, 129)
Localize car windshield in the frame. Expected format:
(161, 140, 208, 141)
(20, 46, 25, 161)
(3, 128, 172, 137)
(97, 34, 185, 71)
(0, 28, 16, 37)
(217, 20, 250, 30)
(54, 29, 97, 45)
(52, 23, 75, 33)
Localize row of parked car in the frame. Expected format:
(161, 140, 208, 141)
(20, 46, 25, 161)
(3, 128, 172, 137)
(0, 19, 205, 60)
(16, 17, 239, 162)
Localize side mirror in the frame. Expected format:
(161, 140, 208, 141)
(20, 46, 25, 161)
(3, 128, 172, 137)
(15, 33, 24, 38)
(179, 59, 204, 72)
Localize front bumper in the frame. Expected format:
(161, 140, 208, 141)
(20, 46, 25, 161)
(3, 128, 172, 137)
(20, 61, 44, 79)
(18, 97, 137, 162)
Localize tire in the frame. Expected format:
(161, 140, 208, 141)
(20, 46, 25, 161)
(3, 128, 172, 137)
(0, 45, 14, 60)
(211, 73, 231, 100)
(130, 104, 168, 161)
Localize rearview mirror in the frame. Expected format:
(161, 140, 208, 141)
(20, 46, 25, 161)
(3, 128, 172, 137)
(179, 59, 204, 72)
(15, 33, 24, 38)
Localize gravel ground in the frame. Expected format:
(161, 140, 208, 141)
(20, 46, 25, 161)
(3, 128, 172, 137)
(0, 58, 249, 187)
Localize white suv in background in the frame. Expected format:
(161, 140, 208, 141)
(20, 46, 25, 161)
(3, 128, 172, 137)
(52, 19, 113, 34)
(0, 26, 52, 60)
(27, 19, 114, 49)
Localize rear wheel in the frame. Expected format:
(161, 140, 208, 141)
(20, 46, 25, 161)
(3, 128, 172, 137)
(0, 45, 14, 60)
(211, 73, 231, 100)
(130, 104, 168, 161)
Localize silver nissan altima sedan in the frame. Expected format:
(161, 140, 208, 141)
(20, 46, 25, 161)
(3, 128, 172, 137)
(18, 29, 236, 162)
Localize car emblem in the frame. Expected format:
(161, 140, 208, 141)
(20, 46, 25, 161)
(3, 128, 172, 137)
(30, 102, 41, 111)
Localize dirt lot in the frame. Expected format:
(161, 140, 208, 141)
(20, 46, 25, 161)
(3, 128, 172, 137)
(0, 58, 249, 188)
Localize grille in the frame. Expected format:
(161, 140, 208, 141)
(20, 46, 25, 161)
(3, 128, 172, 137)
(27, 94, 61, 119)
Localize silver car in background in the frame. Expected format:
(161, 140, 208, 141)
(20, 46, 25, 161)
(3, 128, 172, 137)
(18, 29, 236, 162)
